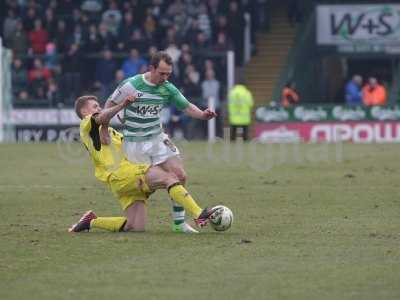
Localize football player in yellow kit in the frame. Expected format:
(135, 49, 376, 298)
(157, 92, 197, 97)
(68, 95, 215, 233)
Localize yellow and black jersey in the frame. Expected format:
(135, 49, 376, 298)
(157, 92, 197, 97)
(80, 115, 129, 182)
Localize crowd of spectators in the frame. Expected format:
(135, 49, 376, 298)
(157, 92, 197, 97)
(345, 74, 387, 107)
(1, 0, 266, 109)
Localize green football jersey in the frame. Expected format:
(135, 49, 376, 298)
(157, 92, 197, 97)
(108, 74, 190, 141)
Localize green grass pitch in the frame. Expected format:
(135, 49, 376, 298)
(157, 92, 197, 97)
(0, 142, 400, 299)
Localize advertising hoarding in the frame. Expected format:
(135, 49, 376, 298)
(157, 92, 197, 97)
(255, 121, 400, 143)
(316, 4, 400, 54)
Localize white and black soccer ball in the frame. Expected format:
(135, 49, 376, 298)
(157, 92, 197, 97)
(209, 205, 233, 232)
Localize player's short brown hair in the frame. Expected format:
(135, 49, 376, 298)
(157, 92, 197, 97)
(150, 51, 173, 68)
(74, 95, 98, 119)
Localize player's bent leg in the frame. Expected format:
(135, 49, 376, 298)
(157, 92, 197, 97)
(158, 156, 187, 185)
(157, 157, 195, 231)
(124, 200, 147, 232)
(145, 165, 178, 190)
(69, 211, 127, 232)
(145, 166, 202, 217)
(157, 158, 217, 227)
(91, 217, 127, 232)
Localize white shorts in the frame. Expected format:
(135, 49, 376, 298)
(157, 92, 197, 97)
(123, 133, 180, 165)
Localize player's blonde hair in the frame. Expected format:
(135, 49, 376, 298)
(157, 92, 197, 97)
(74, 95, 98, 119)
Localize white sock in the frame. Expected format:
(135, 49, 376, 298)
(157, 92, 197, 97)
(171, 200, 185, 225)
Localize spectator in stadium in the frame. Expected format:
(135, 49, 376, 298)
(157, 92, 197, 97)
(28, 58, 52, 99)
(172, 9, 192, 41)
(95, 48, 117, 99)
(149, 0, 165, 20)
(228, 82, 254, 141)
(227, 1, 245, 66)
(197, 3, 212, 40)
(44, 8, 57, 39)
(109, 69, 125, 100)
(212, 15, 229, 42)
(185, 19, 202, 46)
(180, 43, 191, 56)
(72, 8, 90, 31)
(164, 42, 181, 67)
(201, 69, 220, 111)
(281, 81, 300, 108)
(142, 14, 157, 43)
(213, 31, 233, 53)
(121, 48, 148, 78)
(69, 24, 84, 48)
(56, 0, 77, 16)
(192, 31, 210, 55)
(7, 19, 29, 58)
(23, 7, 37, 32)
(28, 18, 49, 55)
(208, 0, 221, 18)
(183, 0, 199, 17)
(117, 11, 139, 50)
(101, 0, 122, 36)
(3, 9, 18, 44)
(46, 78, 60, 106)
(167, 0, 185, 18)
(345, 74, 363, 106)
(98, 22, 116, 51)
(201, 68, 222, 137)
(125, 28, 149, 54)
(11, 58, 29, 98)
(182, 64, 201, 100)
(69, 94, 215, 233)
(84, 24, 102, 53)
(61, 43, 82, 102)
(53, 19, 69, 54)
(162, 26, 179, 48)
(44, 42, 58, 71)
(28, 58, 52, 83)
(17, 90, 30, 101)
(178, 51, 194, 85)
(81, 0, 103, 14)
(362, 77, 387, 106)
(201, 59, 216, 78)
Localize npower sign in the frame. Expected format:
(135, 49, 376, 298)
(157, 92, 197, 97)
(310, 122, 400, 143)
(317, 4, 400, 46)
(255, 121, 400, 143)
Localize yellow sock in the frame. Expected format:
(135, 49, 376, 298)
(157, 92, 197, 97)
(168, 184, 202, 218)
(90, 217, 127, 232)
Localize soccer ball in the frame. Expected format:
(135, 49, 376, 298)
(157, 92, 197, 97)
(209, 205, 233, 231)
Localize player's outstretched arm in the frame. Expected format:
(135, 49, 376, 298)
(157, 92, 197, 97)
(104, 98, 117, 109)
(184, 103, 217, 120)
(95, 95, 136, 125)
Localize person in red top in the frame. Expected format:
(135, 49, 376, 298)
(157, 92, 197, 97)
(28, 58, 52, 99)
(362, 77, 387, 106)
(281, 81, 300, 108)
(28, 58, 52, 82)
(29, 19, 48, 54)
